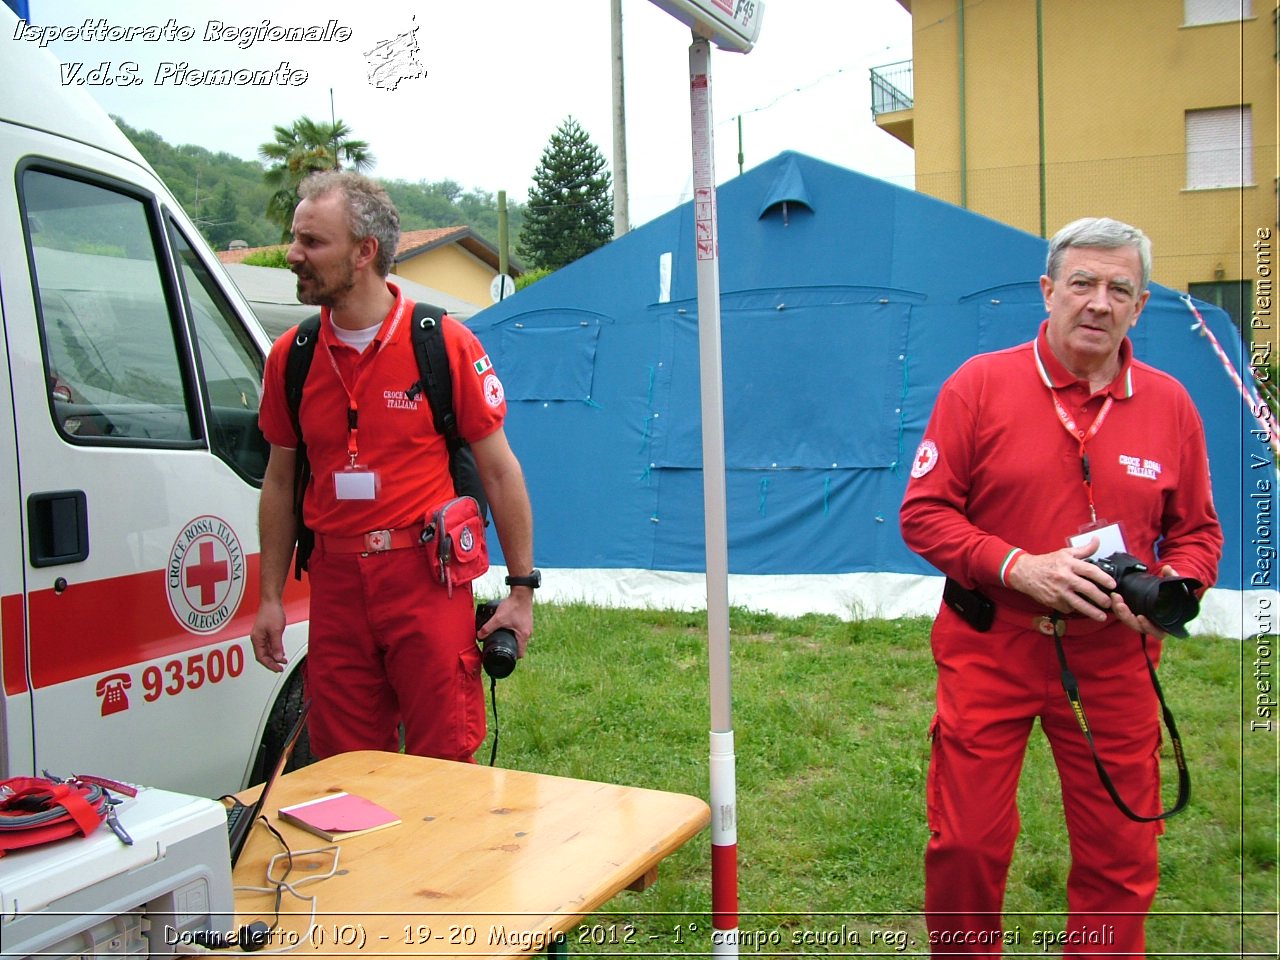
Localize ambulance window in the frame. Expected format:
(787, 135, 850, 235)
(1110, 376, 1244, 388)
(23, 170, 198, 444)
(170, 225, 268, 484)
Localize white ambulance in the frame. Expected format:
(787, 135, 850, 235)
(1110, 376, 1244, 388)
(0, 10, 310, 797)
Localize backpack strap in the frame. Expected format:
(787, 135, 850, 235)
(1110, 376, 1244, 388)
(285, 315, 321, 439)
(283, 305, 489, 581)
(408, 303, 490, 523)
(407, 303, 453, 439)
(284, 316, 321, 579)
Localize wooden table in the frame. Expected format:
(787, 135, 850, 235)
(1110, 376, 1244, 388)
(231, 751, 709, 957)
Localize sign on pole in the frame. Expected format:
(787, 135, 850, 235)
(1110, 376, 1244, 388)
(489, 273, 515, 303)
(648, 0, 763, 52)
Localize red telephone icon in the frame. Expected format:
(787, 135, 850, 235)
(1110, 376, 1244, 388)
(96, 673, 132, 716)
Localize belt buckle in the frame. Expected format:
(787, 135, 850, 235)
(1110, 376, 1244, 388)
(1035, 614, 1066, 637)
(363, 529, 393, 553)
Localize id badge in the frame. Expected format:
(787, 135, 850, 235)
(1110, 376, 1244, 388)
(1068, 520, 1126, 559)
(334, 466, 379, 501)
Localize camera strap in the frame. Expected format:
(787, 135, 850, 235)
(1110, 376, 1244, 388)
(486, 676, 501, 767)
(1051, 620, 1189, 821)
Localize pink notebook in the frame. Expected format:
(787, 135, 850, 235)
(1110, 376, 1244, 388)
(277, 792, 401, 841)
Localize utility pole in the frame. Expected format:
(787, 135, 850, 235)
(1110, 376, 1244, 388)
(497, 189, 510, 282)
(610, 0, 630, 236)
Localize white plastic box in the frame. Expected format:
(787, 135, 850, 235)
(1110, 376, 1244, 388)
(0, 785, 234, 959)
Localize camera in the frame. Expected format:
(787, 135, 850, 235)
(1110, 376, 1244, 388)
(1087, 551, 1202, 638)
(475, 600, 518, 679)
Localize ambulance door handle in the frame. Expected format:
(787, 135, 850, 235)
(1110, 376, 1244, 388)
(27, 490, 90, 567)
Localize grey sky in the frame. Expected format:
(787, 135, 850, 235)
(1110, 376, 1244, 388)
(16, 0, 914, 226)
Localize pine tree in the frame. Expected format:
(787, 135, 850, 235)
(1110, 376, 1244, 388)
(203, 182, 240, 251)
(517, 117, 613, 271)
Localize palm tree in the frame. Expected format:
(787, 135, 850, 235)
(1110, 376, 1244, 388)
(259, 116, 375, 239)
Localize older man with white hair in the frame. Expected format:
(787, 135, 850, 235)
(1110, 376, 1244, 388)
(901, 218, 1222, 957)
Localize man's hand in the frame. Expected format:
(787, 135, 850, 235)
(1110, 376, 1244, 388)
(1109, 563, 1178, 639)
(477, 590, 534, 658)
(250, 600, 289, 672)
(1005, 537, 1116, 621)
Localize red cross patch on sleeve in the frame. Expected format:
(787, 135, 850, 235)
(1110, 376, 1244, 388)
(911, 439, 939, 478)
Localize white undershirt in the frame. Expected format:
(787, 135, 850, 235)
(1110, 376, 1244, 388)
(329, 322, 380, 353)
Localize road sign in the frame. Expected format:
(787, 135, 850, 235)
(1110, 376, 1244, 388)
(490, 273, 515, 302)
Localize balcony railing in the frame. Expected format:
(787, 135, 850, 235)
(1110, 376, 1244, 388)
(870, 59, 914, 118)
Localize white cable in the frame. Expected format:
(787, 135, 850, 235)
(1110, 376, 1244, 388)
(228, 845, 341, 954)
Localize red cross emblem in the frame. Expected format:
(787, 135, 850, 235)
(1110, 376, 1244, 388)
(483, 373, 505, 408)
(911, 439, 939, 479)
(166, 515, 246, 635)
(185, 539, 230, 606)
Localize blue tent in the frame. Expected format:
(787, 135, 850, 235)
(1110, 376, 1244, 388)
(471, 152, 1267, 636)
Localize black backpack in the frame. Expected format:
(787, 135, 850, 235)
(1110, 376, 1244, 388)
(282, 302, 488, 579)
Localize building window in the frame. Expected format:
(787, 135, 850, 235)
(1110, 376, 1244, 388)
(1185, 0, 1253, 25)
(1186, 106, 1254, 189)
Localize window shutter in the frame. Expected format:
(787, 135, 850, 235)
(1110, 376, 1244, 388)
(1186, 106, 1254, 189)
(1185, 0, 1253, 26)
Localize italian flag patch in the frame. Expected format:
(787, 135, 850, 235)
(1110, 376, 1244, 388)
(473, 355, 493, 375)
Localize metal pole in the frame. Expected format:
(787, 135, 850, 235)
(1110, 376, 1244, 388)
(610, 0, 631, 236)
(1035, 0, 1047, 238)
(497, 189, 510, 300)
(737, 114, 744, 176)
(688, 36, 737, 958)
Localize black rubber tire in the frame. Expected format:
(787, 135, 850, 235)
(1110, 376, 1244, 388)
(248, 663, 317, 786)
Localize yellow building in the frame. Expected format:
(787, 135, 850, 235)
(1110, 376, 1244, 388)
(217, 225, 520, 320)
(872, 0, 1277, 354)
(393, 227, 519, 310)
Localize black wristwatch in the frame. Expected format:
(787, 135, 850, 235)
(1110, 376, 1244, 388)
(505, 569, 541, 589)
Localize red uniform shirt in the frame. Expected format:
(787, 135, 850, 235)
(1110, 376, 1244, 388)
(259, 285, 505, 536)
(901, 320, 1222, 615)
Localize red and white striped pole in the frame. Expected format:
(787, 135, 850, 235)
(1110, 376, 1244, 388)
(687, 36, 739, 956)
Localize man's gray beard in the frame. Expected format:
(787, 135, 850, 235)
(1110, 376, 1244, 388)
(296, 273, 356, 308)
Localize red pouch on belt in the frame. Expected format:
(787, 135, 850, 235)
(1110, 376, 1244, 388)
(429, 496, 488, 596)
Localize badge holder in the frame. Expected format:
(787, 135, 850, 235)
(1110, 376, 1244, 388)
(1068, 519, 1126, 559)
(334, 465, 379, 501)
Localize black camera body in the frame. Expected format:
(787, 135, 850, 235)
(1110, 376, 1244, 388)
(1088, 551, 1202, 638)
(475, 600, 518, 679)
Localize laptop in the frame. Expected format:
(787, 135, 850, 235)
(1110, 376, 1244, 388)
(226, 700, 310, 866)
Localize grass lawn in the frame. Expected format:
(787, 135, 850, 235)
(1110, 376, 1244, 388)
(475, 602, 1277, 957)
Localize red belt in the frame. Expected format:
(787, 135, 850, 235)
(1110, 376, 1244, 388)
(992, 604, 1114, 637)
(316, 526, 428, 555)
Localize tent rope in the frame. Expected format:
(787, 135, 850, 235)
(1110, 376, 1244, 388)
(1180, 294, 1278, 458)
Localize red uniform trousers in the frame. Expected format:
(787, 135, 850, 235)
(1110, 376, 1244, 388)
(925, 606, 1163, 958)
(303, 539, 486, 763)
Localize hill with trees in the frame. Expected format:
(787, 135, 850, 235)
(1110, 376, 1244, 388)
(113, 117, 524, 255)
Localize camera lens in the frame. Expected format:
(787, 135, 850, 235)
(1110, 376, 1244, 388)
(1089, 552, 1202, 638)
(1115, 570, 1201, 638)
(482, 629, 518, 679)
(1144, 580, 1201, 637)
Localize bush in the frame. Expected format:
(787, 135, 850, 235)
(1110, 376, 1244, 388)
(241, 246, 290, 269)
(515, 267, 552, 292)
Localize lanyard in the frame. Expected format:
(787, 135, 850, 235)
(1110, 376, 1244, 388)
(321, 300, 409, 465)
(1050, 392, 1114, 524)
